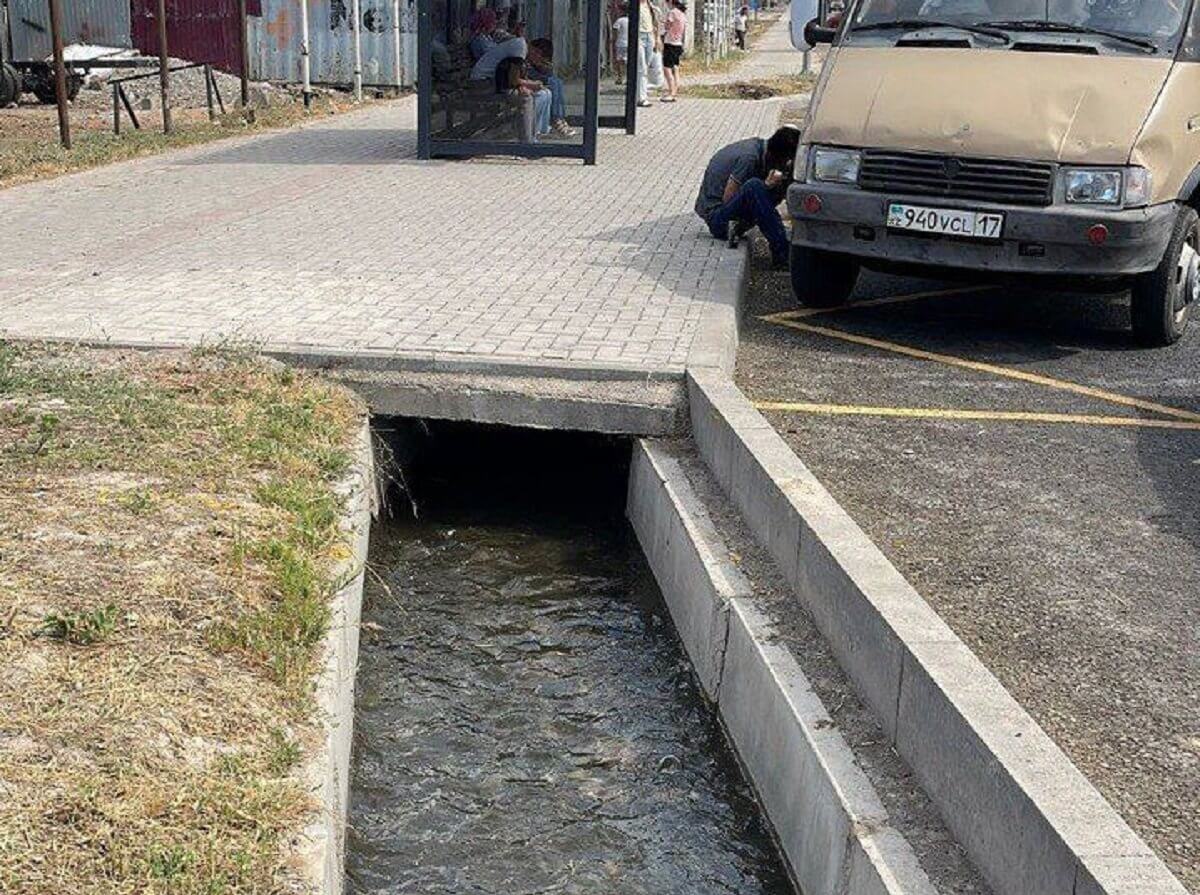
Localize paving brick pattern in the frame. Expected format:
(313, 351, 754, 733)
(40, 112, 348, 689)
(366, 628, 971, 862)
(0, 97, 777, 375)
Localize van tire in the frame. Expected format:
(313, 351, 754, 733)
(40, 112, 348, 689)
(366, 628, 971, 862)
(1131, 205, 1199, 347)
(790, 244, 860, 309)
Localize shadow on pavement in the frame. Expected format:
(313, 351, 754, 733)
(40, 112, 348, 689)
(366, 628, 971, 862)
(180, 128, 421, 166)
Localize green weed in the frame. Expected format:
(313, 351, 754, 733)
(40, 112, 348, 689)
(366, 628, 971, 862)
(40, 604, 121, 645)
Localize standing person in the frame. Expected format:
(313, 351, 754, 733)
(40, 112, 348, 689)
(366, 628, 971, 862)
(734, 5, 748, 50)
(694, 126, 801, 270)
(613, 3, 630, 84)
(660, 0, 686, 103)
(635, 0, 659, 107)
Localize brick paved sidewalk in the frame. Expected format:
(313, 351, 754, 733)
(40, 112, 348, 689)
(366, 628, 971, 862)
(0, 96, 777, 377)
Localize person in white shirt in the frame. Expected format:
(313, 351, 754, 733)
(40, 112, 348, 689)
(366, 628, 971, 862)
(470, 35, 527, 82)
(734, 6, 748, 49)
(613, 4, 630, 84)
(635, 0, 660, 106)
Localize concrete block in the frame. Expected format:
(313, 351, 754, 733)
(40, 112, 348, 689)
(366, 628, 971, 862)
(685, 373, 1189, 895)
(293, 418, 375, 895)
(627, 441, 747, 700)
(687, 369, 772, 492)
(896, 640, 1186, 895)
(1074, 856, 1190, 895)
(848, 829, 939, 895)
(721, 598, 853, 895)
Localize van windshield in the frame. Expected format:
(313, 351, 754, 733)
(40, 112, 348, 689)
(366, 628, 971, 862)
(850, 0, 1189, 52)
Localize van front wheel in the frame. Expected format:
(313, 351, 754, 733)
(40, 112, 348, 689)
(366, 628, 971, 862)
(1130, 206, 1198, 347)
(790, 244, 860, 309)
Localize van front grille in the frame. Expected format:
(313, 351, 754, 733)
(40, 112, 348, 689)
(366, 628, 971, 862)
(858, 150, 1055, 207)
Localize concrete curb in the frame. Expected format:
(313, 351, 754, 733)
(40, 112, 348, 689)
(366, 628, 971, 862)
(628, 439, 937, 895)
(685, 367, 1187, 895)
(684, 246, 745, 376)
(292, 418, 376, 895)
(24, 336, 686, 385)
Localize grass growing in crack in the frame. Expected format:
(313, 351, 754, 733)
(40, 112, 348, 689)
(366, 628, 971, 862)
(0, 341, 363, 894)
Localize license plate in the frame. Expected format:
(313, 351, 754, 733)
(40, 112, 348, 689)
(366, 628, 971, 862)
(887, 203, 1004, 240)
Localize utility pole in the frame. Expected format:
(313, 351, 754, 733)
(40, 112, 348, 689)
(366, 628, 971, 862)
(46, 0, 70, 148)
(392, 0, 402, 91)
(239, 0, 250, 107)
(156, 0, 172, 133)
(351, 0, 363, 100)
(299, 0, 312, 107)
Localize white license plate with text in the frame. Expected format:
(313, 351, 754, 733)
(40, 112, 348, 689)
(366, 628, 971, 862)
(887, 203, 1004, 240)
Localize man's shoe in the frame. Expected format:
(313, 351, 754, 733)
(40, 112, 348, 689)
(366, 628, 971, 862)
(552, 119, 577, 136)
(726, 221, 751, 249)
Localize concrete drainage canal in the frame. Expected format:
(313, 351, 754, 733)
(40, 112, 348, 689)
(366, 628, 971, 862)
(345, 420, 795, 894)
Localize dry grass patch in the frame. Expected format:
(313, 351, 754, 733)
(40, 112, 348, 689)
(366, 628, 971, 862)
(0, 343, 364, 894)
(677, 73, 815, 100)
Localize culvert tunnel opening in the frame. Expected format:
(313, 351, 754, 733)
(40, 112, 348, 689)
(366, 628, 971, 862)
(347, 418, 795, 894)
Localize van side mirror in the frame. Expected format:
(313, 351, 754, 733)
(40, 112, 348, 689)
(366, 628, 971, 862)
(790, 0, 820, 49)
(804, 18, 837, 45)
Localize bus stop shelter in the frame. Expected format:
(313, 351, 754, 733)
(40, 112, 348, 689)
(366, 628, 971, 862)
(417, 0, 645, 164)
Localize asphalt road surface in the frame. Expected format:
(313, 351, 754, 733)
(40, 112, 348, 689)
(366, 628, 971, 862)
(736, 240, 1200, 892)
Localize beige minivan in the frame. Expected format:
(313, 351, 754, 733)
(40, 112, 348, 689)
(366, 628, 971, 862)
(787, 0, 1200, 345)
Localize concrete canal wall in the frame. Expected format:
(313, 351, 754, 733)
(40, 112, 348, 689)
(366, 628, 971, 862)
(293, 420, 377, 895)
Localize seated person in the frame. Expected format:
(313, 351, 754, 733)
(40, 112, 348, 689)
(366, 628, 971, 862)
(471, 35, 527, 82)
(469, 8, 499, 60)
(694, 126, 801, 269)
(494, 54, 553, 142)
(526, 38, 576, 137)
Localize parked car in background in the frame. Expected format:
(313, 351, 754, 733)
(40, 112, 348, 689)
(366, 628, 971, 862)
(788, 0, 1200, 346)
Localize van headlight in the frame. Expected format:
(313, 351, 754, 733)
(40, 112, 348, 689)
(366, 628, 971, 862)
(1061, 166, 1152, 207)
(812, 147, 862, 184)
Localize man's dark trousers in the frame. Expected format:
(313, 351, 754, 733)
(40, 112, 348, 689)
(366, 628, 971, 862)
(705, 177, 788, 263)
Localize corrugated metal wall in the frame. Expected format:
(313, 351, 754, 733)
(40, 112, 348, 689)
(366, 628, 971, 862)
(9, 0, 132, 61)
(249, 0, 417, 87)
(6, 0, 414, 87)
(131, 0, 262, 75)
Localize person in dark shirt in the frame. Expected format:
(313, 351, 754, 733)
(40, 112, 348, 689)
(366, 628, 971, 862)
(695, 126, 800, 268)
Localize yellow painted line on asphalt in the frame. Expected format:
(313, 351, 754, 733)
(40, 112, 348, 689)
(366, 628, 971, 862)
(766, 317, 1200, 424)
(754, 401, 1200, 431)
(761, 285, 991, 323)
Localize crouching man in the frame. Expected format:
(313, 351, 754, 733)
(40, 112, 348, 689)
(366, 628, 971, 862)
(694, 126, 800, 269)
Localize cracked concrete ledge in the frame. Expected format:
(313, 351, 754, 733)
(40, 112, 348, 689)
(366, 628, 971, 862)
(684, 367, 1188, 895)
(627, 439, 937, 895)
(291, 418, 377, 895)
(330, 368, 685, 436)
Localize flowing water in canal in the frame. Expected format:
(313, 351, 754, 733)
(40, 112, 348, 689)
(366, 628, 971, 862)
(347, 424, 793, 894)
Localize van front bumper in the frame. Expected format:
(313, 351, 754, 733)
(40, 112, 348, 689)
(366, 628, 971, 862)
(787, 184, 1177, 278)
